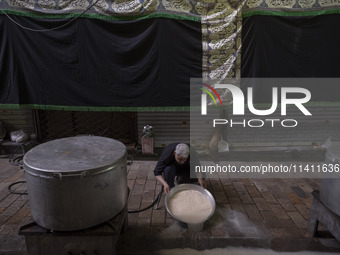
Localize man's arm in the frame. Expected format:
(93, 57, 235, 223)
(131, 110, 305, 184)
(153, 144, 177, 193)
(198, 177, 207, 189)
(155, 175, 171, 194)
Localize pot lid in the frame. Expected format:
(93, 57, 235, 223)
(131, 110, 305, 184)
(23, 136, 126, 173)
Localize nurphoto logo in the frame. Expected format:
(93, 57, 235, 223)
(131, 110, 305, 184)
(200, 83, 312, 128)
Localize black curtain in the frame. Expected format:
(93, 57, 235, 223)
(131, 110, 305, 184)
(0, 15, 202, 108)
(241, 14, 340, 103)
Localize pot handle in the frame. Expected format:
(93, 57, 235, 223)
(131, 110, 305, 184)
(53, 171, 88, 181)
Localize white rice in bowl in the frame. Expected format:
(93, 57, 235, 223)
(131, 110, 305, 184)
(168, 189, 213, 224)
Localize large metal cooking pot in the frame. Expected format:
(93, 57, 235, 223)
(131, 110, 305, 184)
(23, 136, 127, 231)
(320, 145, 340, 216)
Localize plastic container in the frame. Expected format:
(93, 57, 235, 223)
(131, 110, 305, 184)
(320, 145, 340, 216)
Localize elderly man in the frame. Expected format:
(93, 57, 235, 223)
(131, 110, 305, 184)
(154, 143, 206, 194)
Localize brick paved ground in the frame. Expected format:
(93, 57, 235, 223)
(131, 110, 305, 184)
(0, 158, 340, 254)
(119, 160, 340, 253)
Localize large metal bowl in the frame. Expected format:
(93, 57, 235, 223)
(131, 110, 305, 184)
(165, 183, 215, 232)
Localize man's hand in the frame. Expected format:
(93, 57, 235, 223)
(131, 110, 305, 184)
(163, 183, 170, 194)
(198, 178, 206, 189)
(155, 175, 171, 194)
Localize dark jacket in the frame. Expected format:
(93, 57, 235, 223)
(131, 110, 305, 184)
(153, 143, 199, 176)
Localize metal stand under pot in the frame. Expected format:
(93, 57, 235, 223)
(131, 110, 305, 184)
(19, 204, 128, 255)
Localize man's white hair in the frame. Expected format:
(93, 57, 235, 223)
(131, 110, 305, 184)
(175, 143, 190, 158)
